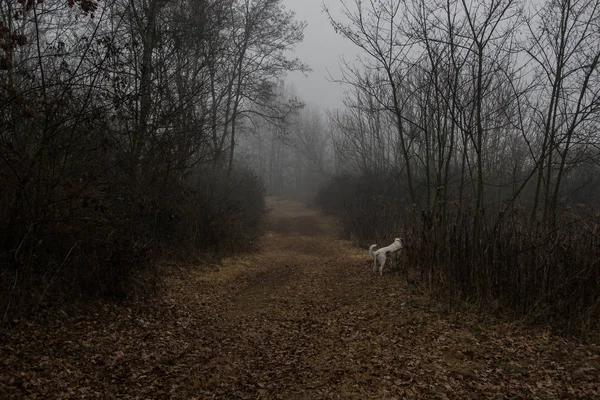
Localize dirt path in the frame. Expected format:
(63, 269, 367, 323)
(1, 197, 599, 399)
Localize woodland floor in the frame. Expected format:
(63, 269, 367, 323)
(1, 197, 599, 399)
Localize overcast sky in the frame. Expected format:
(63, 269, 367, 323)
(282, 0, 360, 112)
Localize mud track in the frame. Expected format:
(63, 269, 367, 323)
(1, 197, 598, 399)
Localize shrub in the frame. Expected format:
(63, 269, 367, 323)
(317, 174, 600, 332)
(0, 138, 266, 323)
(316, 172, 410, 246)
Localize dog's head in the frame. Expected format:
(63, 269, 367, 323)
(394, 238, 403, 247)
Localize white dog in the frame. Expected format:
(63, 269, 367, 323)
(369, 238, 403, 276)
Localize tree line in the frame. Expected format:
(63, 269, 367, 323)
(0, 0, 306, 321)
(318, 0, 600, 331)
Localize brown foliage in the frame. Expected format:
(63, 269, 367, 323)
(317, 175, 600, 332)
(1, 198, 598, 399)
(0, 98, 265, 322)
(0, 0, 271, 325)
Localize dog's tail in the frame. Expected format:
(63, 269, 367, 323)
(368, 244, 377, 259)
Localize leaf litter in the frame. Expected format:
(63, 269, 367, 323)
(1, 197, 599, 399)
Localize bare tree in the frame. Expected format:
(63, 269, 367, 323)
(525, 0, 600, 225)
(325, 0, 419, 204)
(212, 0, 308, 176)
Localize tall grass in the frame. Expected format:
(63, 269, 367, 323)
(317, 175, 600, 332)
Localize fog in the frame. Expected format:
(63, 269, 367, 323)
(238, 0, 600, 210)
(282, 0, 361, 111)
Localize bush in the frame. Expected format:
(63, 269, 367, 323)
(317, 174, 600, 332)
(0, 170, 159, 317)
(162, 167, 266, 257)
(316, 172, 410, 246)
(0, 137, 266, 323)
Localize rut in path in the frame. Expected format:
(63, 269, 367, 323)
(1, 197, 599, 399)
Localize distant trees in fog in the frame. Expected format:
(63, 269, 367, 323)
(237, 97, 332, 199)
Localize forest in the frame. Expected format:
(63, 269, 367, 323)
(247, 0, 600, 331)
(1, 0, 600, 397)
(1, 0, 308, 317)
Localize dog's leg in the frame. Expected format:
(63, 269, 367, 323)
(369, 245, 378, 273)
(379, 256, 386, 276)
